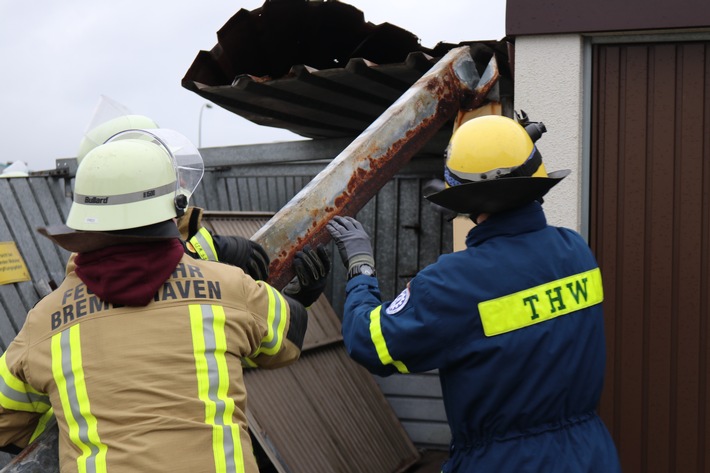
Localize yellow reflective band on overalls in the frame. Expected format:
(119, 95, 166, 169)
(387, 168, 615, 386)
(478, 268, 604, 337)
(190, 227, 219, 262)
(369, 306, 409, 374)
(248, 285, 288, 358)
(51, 325, 108, 473)
(189, 304, 245, 473)
(0, 354, 51, 413)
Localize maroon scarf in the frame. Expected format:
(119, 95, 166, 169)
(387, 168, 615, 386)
(74, 239, 184, 306)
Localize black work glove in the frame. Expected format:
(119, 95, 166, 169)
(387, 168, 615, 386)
(282, 245, 331, 307)
(325, 216, 374, 272)
(214, 235, 270, 281)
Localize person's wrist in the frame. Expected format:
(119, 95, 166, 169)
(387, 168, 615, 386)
(348, 263, 376, 279)
(347, 254, 374, 272)
(347, 254, 375, 279)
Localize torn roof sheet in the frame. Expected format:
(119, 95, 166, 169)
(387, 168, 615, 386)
(182, 0, 511, 140)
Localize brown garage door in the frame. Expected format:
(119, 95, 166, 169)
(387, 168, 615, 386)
(591, 40, 710, 473)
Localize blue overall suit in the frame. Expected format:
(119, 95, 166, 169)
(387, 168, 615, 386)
(341, 202, 621, 472)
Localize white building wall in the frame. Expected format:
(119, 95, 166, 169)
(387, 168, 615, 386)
(513, 34, 586, 232)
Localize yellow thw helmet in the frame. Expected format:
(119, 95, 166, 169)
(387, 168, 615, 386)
(426, 115, 570, 216)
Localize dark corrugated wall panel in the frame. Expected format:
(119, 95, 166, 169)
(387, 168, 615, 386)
(591, 41, 710, 473)
(374, 371, 449, 446)
(0, 177, 71, 350)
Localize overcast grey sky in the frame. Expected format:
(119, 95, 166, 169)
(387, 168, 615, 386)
(0, 1, 506, 171)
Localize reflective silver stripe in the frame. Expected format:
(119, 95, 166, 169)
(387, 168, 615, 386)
(202, 305, 237, 471)
(74, 181, 174, 205)
(0, 355, 51, 412)
(53, 327, 107, 473)
(0, 377, 51, 410)
(191, 228, 219, 261)
(190, 304, 242, 472)
(61, 330, 98, 473)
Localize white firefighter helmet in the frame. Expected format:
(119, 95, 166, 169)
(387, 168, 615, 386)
(66, 129, 204, 231)
(76, 114, 159, 164)
(67, 139, 176, 231)
(38, 128, 203, 253)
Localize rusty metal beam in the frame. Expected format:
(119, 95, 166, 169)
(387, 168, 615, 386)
(0, 418, 58, 472)
(254, 46, 499, 289)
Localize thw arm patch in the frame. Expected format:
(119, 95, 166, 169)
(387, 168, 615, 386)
(478, 268, 603, 336)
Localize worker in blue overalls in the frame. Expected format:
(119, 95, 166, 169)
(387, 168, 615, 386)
(326, 114, 621, 472)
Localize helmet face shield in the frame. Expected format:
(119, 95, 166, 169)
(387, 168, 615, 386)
(77, 96, 159, 164)
(82, 95, 132, 139)
(107, 129, 205, 208)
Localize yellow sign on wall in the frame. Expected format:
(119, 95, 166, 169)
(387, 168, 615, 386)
(0, 241, 31, 285)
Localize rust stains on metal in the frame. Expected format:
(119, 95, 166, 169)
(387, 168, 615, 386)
(252, 47, 499, 289)
(0, 417, 59, 472)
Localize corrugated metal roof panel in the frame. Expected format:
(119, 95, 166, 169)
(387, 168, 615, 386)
(246, 348, 420, 473)
(185, 52, 440, 138)
(184, 2, 430, 83)
(182, 0, 511, 141)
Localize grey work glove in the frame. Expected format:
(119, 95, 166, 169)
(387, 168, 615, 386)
(325, 216, 374, 272)
(282, 245, 331, 307)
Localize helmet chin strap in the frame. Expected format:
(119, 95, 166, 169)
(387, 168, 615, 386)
(174, 194, 188, 217)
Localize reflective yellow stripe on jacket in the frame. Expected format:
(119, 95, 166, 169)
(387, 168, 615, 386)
(248, 285, 288, 359)
(51, 325, 107, 473)
(0, 355, 51, 413)
(190, 227, 219, 262)
(369, 306, 409, 374)
(29, 407, 55, 443)
(189, 304, 245, 473)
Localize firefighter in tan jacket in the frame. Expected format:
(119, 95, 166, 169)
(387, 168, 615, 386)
(0, 129, 327, 472)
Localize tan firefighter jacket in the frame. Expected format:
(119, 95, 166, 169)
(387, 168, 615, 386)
(0, 254, 302, 472)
